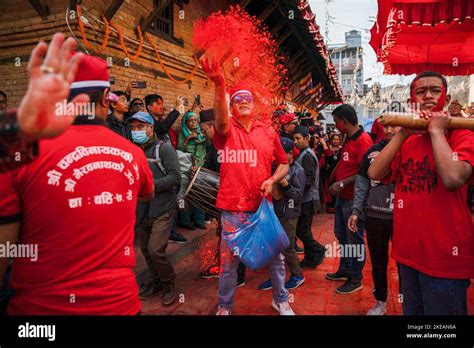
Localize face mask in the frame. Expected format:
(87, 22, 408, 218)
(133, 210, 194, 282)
(131, 130, 149, 144)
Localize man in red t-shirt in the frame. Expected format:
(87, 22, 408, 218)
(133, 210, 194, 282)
(369, 71, 474, 315)
(200, 58, 293, 315)
(326, 104, 373, 294)
(0, 45, 154, 315)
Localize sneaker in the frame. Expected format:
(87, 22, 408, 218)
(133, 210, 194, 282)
(236, 278, 246, 288)
(216, 306, 231, 315)
(199, 265, 220, 279)
(271, 300, 295, 315)
(325, 270, 350, 281)
(169, 233, 188, 244)
(258, 279, 272, 291)
(285, 275, 305, 290)
(335, 279, 363, 294)
(367, 301, 387, 315)
(162, 282, 177, 306)
(139, 281, 163, 299)
(295, 243, 304, 254)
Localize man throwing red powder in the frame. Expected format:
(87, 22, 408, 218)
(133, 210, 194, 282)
(201, 58, 294, 315)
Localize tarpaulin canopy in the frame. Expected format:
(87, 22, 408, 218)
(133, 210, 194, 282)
(370, 0, 474, 75)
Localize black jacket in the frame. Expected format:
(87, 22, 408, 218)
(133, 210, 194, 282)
(154, 109, 180, 143)
(106, 114, 131, 140)
(136, 137, 181, 222)
(352, 139, 394, 220)
(273, 161, 306, 219)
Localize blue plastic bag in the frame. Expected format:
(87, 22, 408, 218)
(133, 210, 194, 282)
(228, 198, 290, 270)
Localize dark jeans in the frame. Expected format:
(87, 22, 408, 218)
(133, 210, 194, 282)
(296, 200, 325, 260)
(169, 212, 178, 238)
(399, 263, 471, 315)
(0, 263, 12, 315)
(334, 197, 366, 282)
(366, 216, 393, 302)
(179, 203, 205, 227)
(278, 216, 302, 277)
(136, 209, 176, 284)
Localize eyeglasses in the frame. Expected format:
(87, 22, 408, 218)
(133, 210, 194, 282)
(132, 103, 144, 107)
(232, 94, 254, 104)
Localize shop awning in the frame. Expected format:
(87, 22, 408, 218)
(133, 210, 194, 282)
(370, 0, 474, 75)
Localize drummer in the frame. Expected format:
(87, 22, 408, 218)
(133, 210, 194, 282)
(198, 109, 247, 287)
(200, 58, 294, 316)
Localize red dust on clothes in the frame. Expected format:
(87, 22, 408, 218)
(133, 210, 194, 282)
(192, 5, 288, 124)
(213, 118, 288, 212)
(0, 121, 154, 315)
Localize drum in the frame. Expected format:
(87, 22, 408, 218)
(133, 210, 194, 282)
(184, 167, 220, 217)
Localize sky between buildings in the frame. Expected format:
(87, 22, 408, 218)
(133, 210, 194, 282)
(309, 0, 415, 88)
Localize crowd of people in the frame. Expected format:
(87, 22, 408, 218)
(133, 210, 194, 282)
(0, 33, 473, 316)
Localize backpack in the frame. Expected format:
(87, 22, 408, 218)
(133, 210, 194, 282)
(148, 141, 193, 206)
(149, 140, 192, 177)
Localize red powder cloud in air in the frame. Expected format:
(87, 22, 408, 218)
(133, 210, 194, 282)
(192, 5, 288, 125)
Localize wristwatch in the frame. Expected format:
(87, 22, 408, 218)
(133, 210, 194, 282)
(339, 181, 345, 189)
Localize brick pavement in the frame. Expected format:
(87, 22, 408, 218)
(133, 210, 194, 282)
(137, 213, 474, 315)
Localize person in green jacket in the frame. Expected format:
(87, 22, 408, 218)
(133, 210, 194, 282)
(177, 111, 207, 229)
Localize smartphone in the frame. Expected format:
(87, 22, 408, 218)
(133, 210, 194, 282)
(134, 81, 147, 89)
(183, 98, 189, 106)
(109, 76, 116, 85)
(194, 94, 201, 105)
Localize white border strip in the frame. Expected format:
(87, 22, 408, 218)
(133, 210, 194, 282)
(71, 80, 110, 89)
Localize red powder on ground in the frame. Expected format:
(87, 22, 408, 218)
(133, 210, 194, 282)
(193, 6, 288, 125)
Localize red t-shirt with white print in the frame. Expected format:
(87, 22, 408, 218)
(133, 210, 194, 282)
(0, 118, 153, 315)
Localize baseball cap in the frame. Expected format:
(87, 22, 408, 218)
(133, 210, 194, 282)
(127, 111, 154, 125)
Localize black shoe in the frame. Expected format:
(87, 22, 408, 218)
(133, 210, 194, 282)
(139, 280, 163, 299)
(236, 278, 245, 288)
(336, 279, 363, 294)
(295, 243, 304, 254)
(169, 233, 188, 244)
(300, 258, 317, 269)
(181, 224, 196, 230)
(162, 283, 177, 306)
(326, 270, 350, 281)
(313, 249, 326, 267)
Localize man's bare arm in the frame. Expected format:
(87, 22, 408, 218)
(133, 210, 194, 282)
(368, 130, 408, 180)
(200, 58, 229, 135)
(430, 132, 472, 190)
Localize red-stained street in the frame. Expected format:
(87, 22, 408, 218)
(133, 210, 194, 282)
(134, 213, 474, 315)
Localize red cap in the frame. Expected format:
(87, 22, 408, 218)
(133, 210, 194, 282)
(280, 112, 297, 125)
(228, 81, 253, 100)
(70, 53, 110, 91)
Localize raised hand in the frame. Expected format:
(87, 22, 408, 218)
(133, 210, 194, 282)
(200, 57, 225, 87)
(17, 32, 89, 140)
